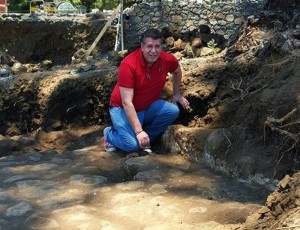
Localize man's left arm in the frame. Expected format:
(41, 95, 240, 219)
(172, 65, 190, 111)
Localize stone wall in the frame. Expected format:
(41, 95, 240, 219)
(123, 0, 266, 48)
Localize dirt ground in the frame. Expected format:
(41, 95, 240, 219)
(0, 3, 300, 229)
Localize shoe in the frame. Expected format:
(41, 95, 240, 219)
(140, 146, 152, 156)
(103, 127, 117, 152)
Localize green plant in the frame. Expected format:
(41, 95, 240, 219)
(207, 39, 218, 56)
(184, 43, 195, 58)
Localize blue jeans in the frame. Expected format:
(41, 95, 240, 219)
(105, 99, 180, 152)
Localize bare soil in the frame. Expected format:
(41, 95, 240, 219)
(0, 5, 300, 229)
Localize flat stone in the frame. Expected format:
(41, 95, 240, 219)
(115, 181, 145, 190)
(226, 14, 235, 22)
(189, 206, 208, 213)
(0, 155, 17, 161)
(0, 161, 25, 168)
(279, 175, 291, 189)
(37, 189, 84, 209)
(111, 191, 148, 204)
(68, 174, 108, 186)
(10, 135, 35, 146)
(6, 202, 33, 217)
(0, 139, 21, 156)
(0, 219, 10, 226)
(24, 152, 42, 162)
(0, 69, 10, 77)
(123, 156, 160, 176)
(4, 174, 37, 183)
(43, 170, 65, 180)
(31, 163, 58, 171)
(149, 183, 167, 195)
(25, 214, 59, 229)
(98, 220, 115, 230)
(50, 157, 72, 164)
(16, 180, 58, 198)
(134, 170, 163, 182)
(91, 187, 111, 194)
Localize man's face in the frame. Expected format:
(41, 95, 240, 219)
(141, 37, 162, 65)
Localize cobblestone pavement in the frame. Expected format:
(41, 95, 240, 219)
(0, 143, 269, 230)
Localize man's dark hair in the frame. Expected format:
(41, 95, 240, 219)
(140, 28, 164, 44)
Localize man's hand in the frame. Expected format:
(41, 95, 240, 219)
(136, 130, 151, 149)
(173, 94, 191, 111)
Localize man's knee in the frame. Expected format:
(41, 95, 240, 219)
(122, 138, 140, 153)
(168, 103, 180, 119)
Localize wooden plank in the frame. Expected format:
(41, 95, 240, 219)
(85, 3, 121, 58)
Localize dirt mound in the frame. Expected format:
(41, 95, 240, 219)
(0, 13, 116, 65)
(0, 62, 116, 135)
(244, 171, 300, 229)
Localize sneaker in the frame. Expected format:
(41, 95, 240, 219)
(103, 127, 117, 152)
(140, 146, 152, 156)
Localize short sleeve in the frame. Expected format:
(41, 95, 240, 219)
(117, 62, 135, 88)
(165, 52, 179, 73)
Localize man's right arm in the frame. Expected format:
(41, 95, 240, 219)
(119, 86, 150, 148)
(119, 86, 142, 134)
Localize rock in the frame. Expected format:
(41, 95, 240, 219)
(0, 139, 21, 156)
(123, 156, 160, 176)
(191, 37, 202, 48)
(200, 47, 214, 56)
(0, 69, 10, 78)
(11, 62, 27, 74)
(173, 51, 184, 60)
(68, 174, 108, 186)
(41, 59, 53, 69)
(11, 135, 35, 147)
(6, 202, 33, 217)
(165, 36, 175, 48)
(205, 128, 233, 161)
(115, 181, 145, 190)
(161, 125, 215, 164)
(258, 206, 270, 214)
(52, 121, 62, 130)
(171, 38, 185, 51)
(73, 48, 86, 60)
(133, 169, 163, 182)
(279, 175, 291, 190)
(149, 183, 167, 195)
(160, 125, 182, 155)
(25, 215, 59, 229)
(244, 212, 263, 230)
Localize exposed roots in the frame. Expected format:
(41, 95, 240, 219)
(265, 108, 299, 144)
(227, 76, 269, 104)
(265, 108, 299, 177)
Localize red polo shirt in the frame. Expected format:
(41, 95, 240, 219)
(110, 48, 179, 112)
